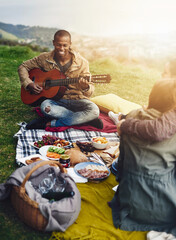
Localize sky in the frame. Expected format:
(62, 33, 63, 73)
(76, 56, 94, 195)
(1, 0, 176, 37)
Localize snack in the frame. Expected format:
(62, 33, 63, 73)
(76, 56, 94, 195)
(99, 153, 114, 168)
(91, 137, 108, 150)
(76, 141, 95, 153)
(77, 164, 109, 179)
(46, 152, 61, 159)
(53, 139, 70, 147)
(102, 145, 119, 158)
(46, 146, 65, 159)
(34, 134, 59, 148)
(34, 135, 71, 148)
(65, 148, 88, 166)
(25, 157, 43, 165)
(92, 137, 108, 144)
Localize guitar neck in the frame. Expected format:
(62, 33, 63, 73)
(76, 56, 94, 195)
(47, 75, 109, 87)
(51, 76, 85, 87)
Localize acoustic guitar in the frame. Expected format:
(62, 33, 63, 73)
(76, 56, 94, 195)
(21, 68, 111, 106)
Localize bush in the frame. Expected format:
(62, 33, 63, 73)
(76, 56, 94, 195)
(0, 39, 49, 52)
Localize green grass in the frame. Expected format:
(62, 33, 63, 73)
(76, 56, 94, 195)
(0, 45, 161, 239)
(90, 58, 161, 105)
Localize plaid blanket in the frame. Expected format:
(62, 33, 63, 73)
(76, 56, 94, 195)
(15, 122, 119, 166)
(14, 123, 148, 239)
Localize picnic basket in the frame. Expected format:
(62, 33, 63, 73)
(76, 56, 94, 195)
(11, 160, 66, 231)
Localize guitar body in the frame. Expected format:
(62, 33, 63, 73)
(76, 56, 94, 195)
(21, 69, 66, 106)
(21, 68, 111, 106)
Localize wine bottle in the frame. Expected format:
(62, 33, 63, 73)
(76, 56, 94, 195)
(42, 191, 75, 201)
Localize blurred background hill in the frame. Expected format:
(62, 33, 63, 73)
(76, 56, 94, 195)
(1, 21, 176, 70)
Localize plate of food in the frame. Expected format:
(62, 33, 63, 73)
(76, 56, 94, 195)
(16, 154, 48, 166)
(74, 162, 110, 181)
(30, 134, 72, 149)
(39, 145, 66, 160)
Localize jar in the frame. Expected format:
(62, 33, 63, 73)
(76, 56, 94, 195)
(59, 154, 70, 168)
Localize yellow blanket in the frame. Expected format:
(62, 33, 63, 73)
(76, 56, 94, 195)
(50, 174, 147, 240)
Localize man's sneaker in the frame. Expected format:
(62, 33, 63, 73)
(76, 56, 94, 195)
(26, 117, 50, 129)
(108, 111, 122, 125)
(87, 118, 103, 129)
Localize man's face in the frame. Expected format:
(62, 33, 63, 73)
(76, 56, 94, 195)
(53, 35, 71, 59)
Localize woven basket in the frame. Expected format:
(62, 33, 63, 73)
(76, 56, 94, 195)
(11, 160, 66, 231)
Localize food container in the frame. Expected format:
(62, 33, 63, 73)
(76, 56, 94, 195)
(59, 154, 70, 168)
(91, 137, 108, 150)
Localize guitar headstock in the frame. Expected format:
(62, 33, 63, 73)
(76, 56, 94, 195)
(91, 74, 111, 83)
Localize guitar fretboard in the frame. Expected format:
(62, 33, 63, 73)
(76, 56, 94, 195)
(45, 75, 110, 87)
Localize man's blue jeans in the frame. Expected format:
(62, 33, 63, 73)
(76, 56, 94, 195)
(40, 99, 100, 127)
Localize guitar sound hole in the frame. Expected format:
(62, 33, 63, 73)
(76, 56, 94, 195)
(45, 79, 52, 89)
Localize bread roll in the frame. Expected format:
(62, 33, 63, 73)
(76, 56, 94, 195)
(65, 149, 88, 166)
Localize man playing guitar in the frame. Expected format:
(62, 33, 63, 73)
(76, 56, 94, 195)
(18, 30, 103, 129)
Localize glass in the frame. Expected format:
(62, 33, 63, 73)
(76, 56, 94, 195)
(38, 177, 54, 195)
(52, 176, 66, 193)
(36, 168, 66, 195)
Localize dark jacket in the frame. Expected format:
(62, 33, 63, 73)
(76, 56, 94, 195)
(110, 108, 176, 236)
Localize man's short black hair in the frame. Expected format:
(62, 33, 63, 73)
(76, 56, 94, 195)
(54, 30, 71, 42)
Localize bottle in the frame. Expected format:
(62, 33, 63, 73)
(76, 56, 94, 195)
(59, 154, 70, 168)
(37, 168, 56, 195)
(42, 190, 75, 201)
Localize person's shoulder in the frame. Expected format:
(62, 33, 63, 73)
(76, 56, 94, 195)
(71, 49, 89, 63)
(37, 51, 53, 59)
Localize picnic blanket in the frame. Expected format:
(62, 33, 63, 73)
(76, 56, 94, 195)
(14, 123, 119, 163)
(14, 124, 147, 239)
(34, 108, 117, 133)
(50, 174, 147, 240)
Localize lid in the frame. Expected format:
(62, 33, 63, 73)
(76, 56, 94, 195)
(60, 154, 70, 160)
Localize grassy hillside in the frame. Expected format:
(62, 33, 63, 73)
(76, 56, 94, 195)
(0, 29, 19, 41)
(0, 45, 161, 240)
(0, 22, 59, 49)
(0, 45, 51, 240)
(90, 58, 160, 105)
